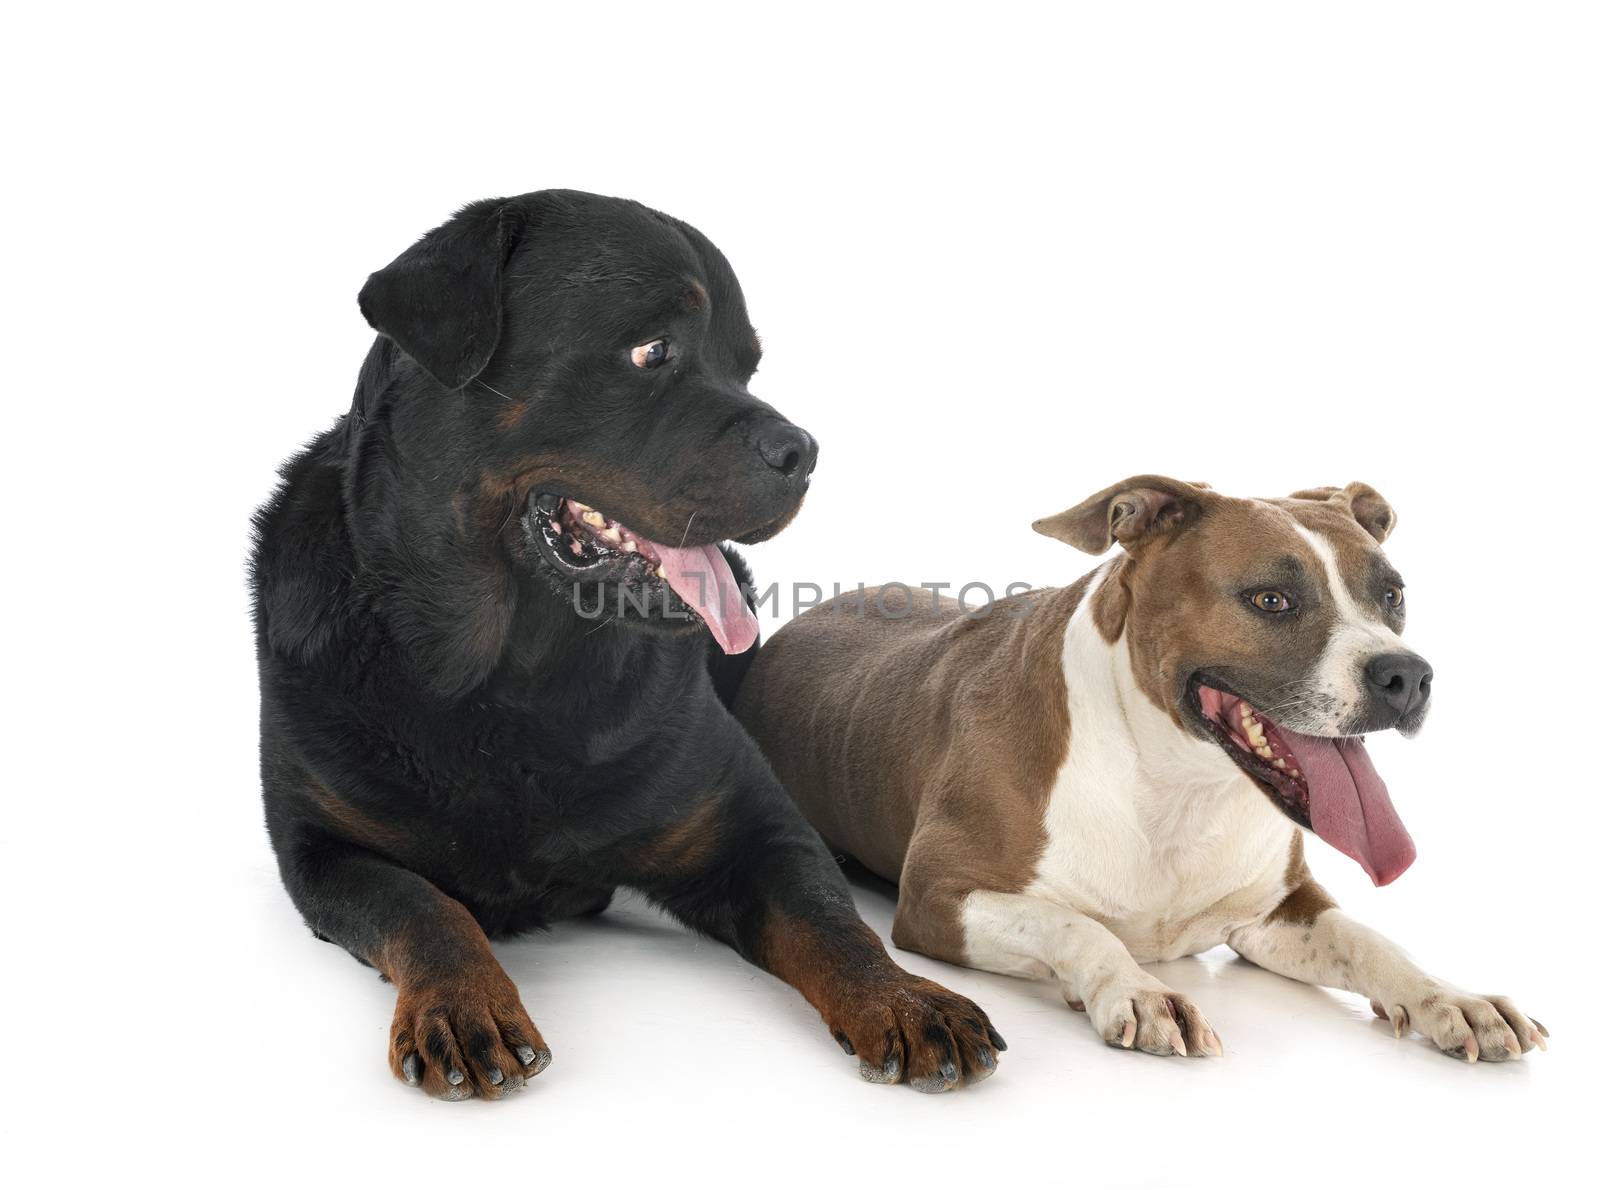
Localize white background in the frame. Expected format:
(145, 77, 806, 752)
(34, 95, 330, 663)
(5, 3, 1596, 1187)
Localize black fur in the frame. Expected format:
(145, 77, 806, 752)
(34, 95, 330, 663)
(250, 190, 1000, 1098)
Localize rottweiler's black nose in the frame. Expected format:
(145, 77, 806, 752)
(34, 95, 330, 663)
(757, 424, 818, 481)
(1364, 652, 1433, 718)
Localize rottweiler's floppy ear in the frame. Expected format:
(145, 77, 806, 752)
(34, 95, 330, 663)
(358, 197, 525, 391)
(1289, 482, 1397, 543)
(1033, 475, 1211, 554)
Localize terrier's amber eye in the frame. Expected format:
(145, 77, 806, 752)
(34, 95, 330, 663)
(1385, 586, 1405, 610)
(630, 339, 669, 369)
(1251, 590, 1293, 613)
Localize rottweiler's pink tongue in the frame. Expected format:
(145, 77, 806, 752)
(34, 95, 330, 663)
(1288, 731, 1416, 886)
(652, 543, 759, 655)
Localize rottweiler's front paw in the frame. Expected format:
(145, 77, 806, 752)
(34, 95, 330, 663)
(389, 966, 551, 1100)
(825, 975, 1005, 1092)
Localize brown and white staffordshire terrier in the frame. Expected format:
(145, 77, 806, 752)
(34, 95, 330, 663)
(734, 476, 1547, 1062)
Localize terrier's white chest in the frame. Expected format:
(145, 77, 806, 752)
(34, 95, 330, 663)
(1023, 581, 1295, 961)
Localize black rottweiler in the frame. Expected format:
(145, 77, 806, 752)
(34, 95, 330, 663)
(251, 190, 1003, 1099)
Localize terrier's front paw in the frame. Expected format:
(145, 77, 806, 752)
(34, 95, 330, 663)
(1083, 977, 1222, 1057)
(1372, 990, 1547, 1062)
(389, 965, 551, 1100)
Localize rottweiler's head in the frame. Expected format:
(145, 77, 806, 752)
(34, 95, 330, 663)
(355, 191, 815, 667)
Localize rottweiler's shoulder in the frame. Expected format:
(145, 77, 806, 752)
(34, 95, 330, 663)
(250, 421, 359, 666)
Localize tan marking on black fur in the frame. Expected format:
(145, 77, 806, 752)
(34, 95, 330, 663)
(758, 908, 1000, 1084)
(495, 397, 531, 432)
(759, 909, 890, 1016)
(476, 457, 737, 548)
(307, 777, 407, 852)
(632, 798, 722, 873)
(380, 896, 547, 1099)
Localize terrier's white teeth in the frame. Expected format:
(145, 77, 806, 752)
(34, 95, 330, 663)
(621, 540, 637, 553)
(1290, 768, 1301, 778)
(1274, 759, 1288, 770)
(1255, 745, 1274, 759)
(600, 526, 622, 544)
(1245, 722, 1267, 747)
(582, 510, 605, 527)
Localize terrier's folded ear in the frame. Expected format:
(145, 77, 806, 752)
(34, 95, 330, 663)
(1034, 475, 1213, 554)
(1289, 482, 1397, 543)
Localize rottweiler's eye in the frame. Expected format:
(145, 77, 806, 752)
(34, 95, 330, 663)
(1250, 590, 1294, 613)
(1385, 585, 1405, 611)
(630, 339, 670, 369)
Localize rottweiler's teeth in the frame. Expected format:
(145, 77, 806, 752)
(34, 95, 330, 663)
(621, 541, 637, 553)
(655, 565, 665, 578)
(582, 511, 605, 527)
(600, 526, 622, 544)
(571, 501, 591, 512)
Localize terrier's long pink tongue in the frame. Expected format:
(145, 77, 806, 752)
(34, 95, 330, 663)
(651, 542, 759, 655)
(1288, 731, 1417, 886)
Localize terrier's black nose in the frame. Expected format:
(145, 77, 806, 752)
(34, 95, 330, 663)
(757, 424, 818, 480)
(1364, 652, 1433, 718)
